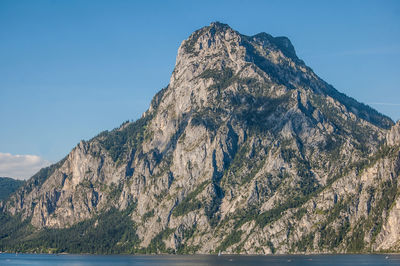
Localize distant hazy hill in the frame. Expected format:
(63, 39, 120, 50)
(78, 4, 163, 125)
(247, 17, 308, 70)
(0, 177, 24, 201)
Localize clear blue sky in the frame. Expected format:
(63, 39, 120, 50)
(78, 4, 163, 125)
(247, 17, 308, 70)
(1, 0, 399, 167)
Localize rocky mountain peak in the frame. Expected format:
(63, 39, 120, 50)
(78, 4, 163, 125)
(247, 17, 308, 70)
(168, 23, 392, 130)
(166, 23, 309, 120)
(1, 23, 399, 255)
(178, 22, 299, 63)
(175, 22, 241, 70)
(208, 21, 232, 32)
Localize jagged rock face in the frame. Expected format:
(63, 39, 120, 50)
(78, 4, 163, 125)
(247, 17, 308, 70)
(2, 22, 399, 254)
(4, 140, 123, 228)
(388, 121, 400, 146)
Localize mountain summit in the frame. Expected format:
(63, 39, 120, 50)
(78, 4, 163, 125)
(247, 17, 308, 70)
(1, 23, 399, 254)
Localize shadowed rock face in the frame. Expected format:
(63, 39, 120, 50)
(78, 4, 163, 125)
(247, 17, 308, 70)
(1, 22, 399, 254)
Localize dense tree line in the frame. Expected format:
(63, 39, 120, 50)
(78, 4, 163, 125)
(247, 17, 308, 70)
(0, 207, 139, 254)
(0, 177, 24, 201)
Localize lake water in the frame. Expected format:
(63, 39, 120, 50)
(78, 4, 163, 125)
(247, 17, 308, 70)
(0, 253, 399, 265)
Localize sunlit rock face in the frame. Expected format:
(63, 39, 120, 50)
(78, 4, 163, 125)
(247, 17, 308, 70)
(387, 121, 400, 146)
(2, 22, 399, 254)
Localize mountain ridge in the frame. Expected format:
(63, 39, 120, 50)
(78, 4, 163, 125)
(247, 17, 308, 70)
(1, 22, 399, 254)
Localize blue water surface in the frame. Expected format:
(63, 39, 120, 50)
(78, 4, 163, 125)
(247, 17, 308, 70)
(0, 253, 399, 266)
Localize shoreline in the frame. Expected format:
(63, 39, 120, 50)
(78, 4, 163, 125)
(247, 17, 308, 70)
(1, 252, 399, 256)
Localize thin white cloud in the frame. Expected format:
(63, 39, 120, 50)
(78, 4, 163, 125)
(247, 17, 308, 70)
(300, 45, 400, 58)
(369, 102, 400, 106)
(0, 152, 51, 180)
(328, 47, 400, 57)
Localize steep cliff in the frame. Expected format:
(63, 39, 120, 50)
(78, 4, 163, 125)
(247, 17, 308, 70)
(1, 22, 398, 254)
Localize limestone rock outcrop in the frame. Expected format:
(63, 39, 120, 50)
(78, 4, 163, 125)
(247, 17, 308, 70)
(1, 22, 399, 254)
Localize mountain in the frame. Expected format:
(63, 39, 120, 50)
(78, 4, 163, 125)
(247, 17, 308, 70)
(1, 22, 399, 254)
(0, 177, 24, 201)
